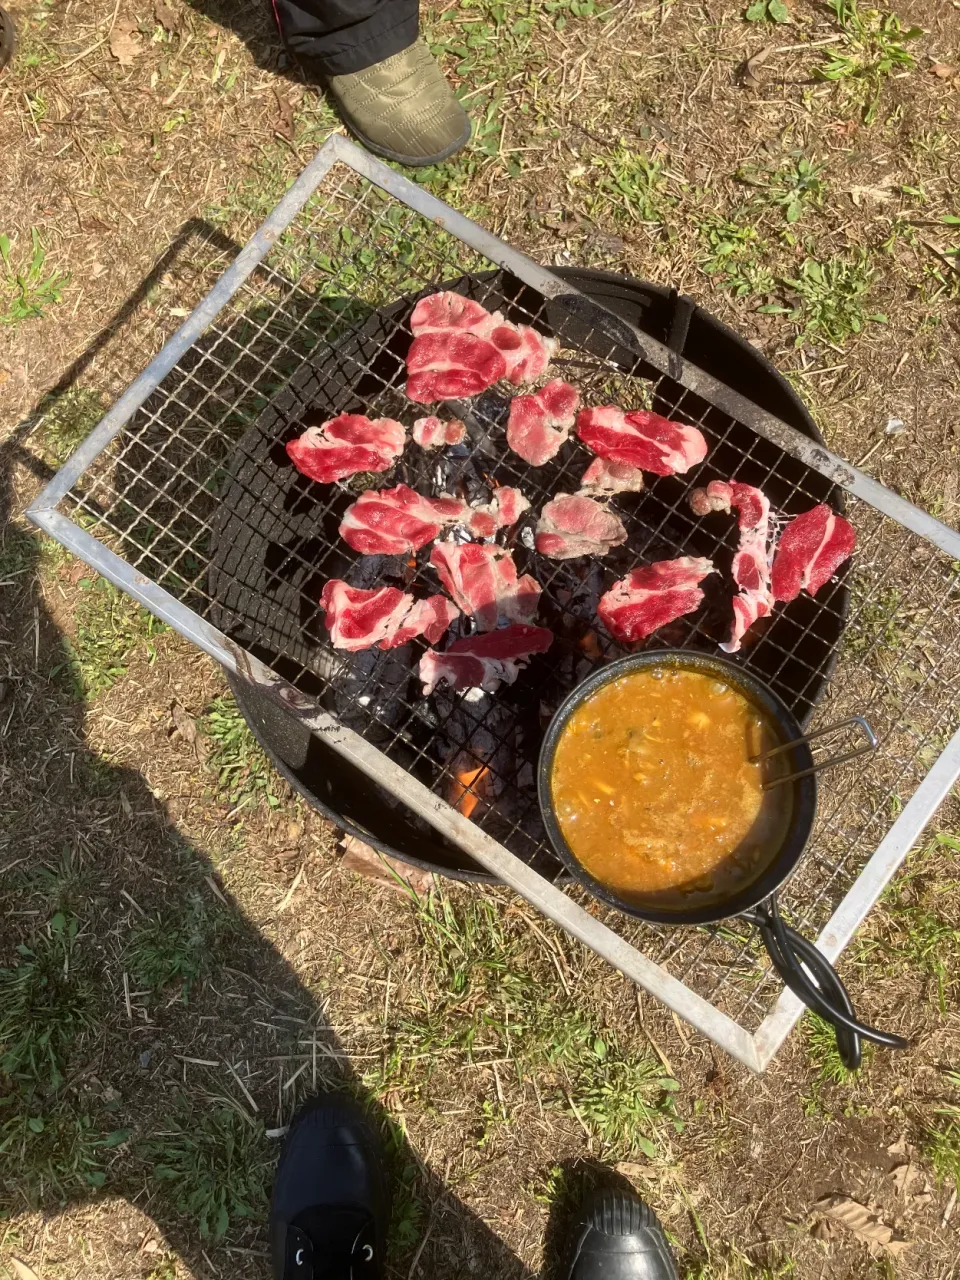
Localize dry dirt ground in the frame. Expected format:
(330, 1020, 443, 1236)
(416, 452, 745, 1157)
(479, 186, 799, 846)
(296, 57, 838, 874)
(2, 1, 960, 1278)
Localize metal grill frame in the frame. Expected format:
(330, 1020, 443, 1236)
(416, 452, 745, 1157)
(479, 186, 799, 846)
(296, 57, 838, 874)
(26, 135, 960, 1072)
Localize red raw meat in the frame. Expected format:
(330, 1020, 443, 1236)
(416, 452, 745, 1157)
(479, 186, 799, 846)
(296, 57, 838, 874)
(320, 580, 459, 652)
(466, 487, 530, 538)
(598, 557, 716, 643)
(770, 504, 856, 602)
(507, 379, 581, 466)
(406, 291, 556, 401)
(406, 331, 507, 403)
(420, 624, 554, 695)
(535, 494, 627, 560)
(430, 543, 541, 632)
(410, 292, 497, 337)
(339, 484, 467, 556)
(286, 414, 406, 485)
(689, 480, 775, 653)
(576, 406, 708, 476)
(490, 324, 557, 385)
(579, 457, 645, 495)
(412, 416, 467, 449)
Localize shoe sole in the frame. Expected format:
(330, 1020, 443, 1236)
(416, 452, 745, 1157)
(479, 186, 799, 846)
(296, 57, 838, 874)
(342, 115, 472, 168)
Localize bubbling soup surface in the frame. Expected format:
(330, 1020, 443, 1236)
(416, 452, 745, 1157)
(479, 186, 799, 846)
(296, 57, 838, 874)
(550, 667, 792, 906)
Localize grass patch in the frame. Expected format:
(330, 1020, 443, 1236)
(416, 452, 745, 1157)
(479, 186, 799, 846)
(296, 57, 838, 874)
(145, 1098, 271, 1240)
(926, 1072, 960, 1196)
(125, 893, 232, 999)
(764, 250, 885, 345)
(816, 0, 921, 125)
(687, 1242, 796, 1279)
(736, 154, 825, 225)
(0, 1104, 129, 1205)
(381, 893, 682, 1158)
(201, 696, 282, 811)
(0, 913, 96, 1093)
(0, 228, 67, 326)
(862, 835, 960, 1012)
(57, 575, 167, 699)
(698, 214, 776, 298)
(35, 387, 106, 466)
(585, 147, 677, 229)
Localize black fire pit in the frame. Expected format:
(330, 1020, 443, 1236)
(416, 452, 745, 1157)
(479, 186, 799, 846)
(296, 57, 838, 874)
(211, 267, 848, 883)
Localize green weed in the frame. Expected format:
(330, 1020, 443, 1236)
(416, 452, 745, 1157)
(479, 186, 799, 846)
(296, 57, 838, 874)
(588, 147, 676, 227)
(36, 388, 106, 465)
(125, 893, 231, 999)
(57, 575, 166, 699)
(0, 1104, 128, 1203)
(0, 525, 39, 585)
(698, 215, 776, 298)
(0, 228, 67, 325)
(803, 1012, 871, 1091)
(863, 843, 960, 1012)
(764, 250, 885, 345)
(744, 0, 790, 20)
(848, 581, 908, 654)
(0, 913, 95, 1092)
(737, 155, 825, 224)
(201, 696, 282, 811)
(927, 1072, 960, 1195)
(145, 1099, 270, 1239)
(816, 1, 921, 124)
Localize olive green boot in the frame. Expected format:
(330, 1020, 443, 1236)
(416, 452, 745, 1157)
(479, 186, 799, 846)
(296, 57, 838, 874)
(328, 39, 471, 167)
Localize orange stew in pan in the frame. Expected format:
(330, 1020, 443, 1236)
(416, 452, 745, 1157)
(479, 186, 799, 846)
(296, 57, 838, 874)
(549, 667, 792, 907)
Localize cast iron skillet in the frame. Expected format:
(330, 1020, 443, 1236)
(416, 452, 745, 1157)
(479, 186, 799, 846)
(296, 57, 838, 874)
(538, 649, 909, 1068)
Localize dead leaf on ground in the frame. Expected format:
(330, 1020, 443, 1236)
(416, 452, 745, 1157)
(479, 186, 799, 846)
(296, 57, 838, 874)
(929, 62, 957, 80)
(168, 700, 209, 762)
(8, 1259, 41, 1280)
(849, 177, 897, 206)
(741, 45, 775, 90)
(273, 89, 296, 142)
(811, 1195, 910, 1258)
(341, 834, 434, 896)
(890, 1162, 922, 1196)
(154, 0, 184, 35)
(109, 19, 143, 68)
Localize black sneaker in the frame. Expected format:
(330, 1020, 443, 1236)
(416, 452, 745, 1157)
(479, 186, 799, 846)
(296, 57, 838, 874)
(562, 1188, 679, 1280)
(270, 1093, 391, 1280)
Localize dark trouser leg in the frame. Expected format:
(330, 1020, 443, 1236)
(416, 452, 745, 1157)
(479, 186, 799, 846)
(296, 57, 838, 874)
(271, 0, 419, 76)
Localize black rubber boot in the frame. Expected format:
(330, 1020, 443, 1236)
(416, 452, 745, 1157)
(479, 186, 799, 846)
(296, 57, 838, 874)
(270, 1093, 390, 1280)
(562, 1188, 679, 1280)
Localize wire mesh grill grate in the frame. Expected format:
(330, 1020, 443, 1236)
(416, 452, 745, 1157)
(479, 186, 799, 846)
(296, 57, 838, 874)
(46, 155, 960, 1037)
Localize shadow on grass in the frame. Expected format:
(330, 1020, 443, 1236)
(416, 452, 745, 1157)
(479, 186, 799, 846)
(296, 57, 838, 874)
(0, 223, 537, 1279)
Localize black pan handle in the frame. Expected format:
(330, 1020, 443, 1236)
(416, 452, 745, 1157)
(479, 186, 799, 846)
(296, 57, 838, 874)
(744, 896, 909, 1070)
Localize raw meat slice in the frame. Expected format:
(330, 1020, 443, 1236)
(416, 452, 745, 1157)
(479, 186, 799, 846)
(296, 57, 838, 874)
(406, 331, 508, 403)
(430, 543, 541, 632)
(576, 406, 708, 476)
(393, 595, 461, 647)
(770, 504, 856, 602)
(579, 457, 645, 495)
(598, 557, 716, 644)
(506, 379, 581, 466)
(339, 484, 467, 556)
(490, 324, 557, 385)
(466, 487, 530, 539)
(286, 414, 406, 485)
(688, 479, 775, 653)
(535, 494, 628, 560)
(410, 292, 498, 337)
(320, 581, 459, 652)
(412, 416, 467, 449)
(420, 625, 554, 695)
